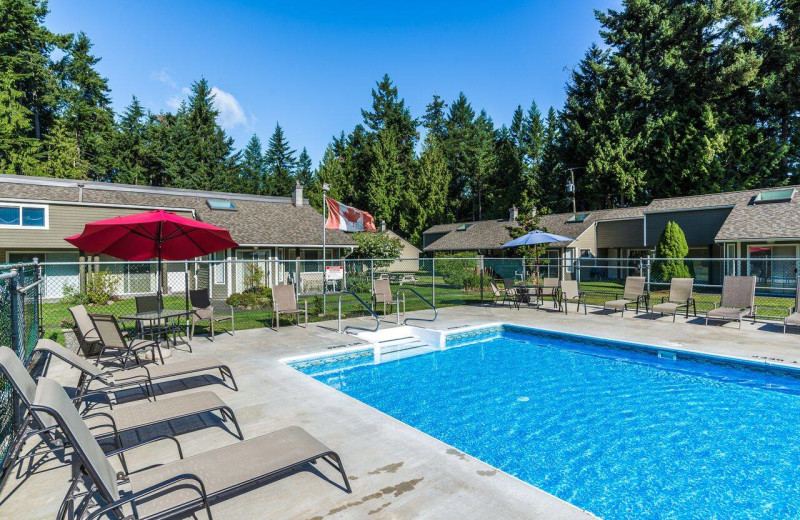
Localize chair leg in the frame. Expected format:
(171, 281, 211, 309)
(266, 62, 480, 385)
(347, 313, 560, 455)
(190, 319, 195, 340)
(210, 319, 215, 341)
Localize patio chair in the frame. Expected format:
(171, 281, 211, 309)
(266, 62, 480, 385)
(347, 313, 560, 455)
(0, 347, 243, 474)
(31, 377, 350, 520)
(373, 279, 405, 316)
(135, 294, 181, 344)
(189, 288, 234, 341)
(489, 280, 512, 307)
(603, 276, 647, 316)
(541, 277, 560, 308)
(559, 280, 587, 315)
(784, 277, 800, 333)
(34, 339, 238, 402)
(705, 275, 757, 330)
(90, 314, 162, 366)
(272, 284, 308, 329)
(651, 278, 696, 322)
(68, 305, 103, 357)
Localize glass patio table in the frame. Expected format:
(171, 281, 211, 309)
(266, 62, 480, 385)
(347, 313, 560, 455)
(120, 308, 193, 360)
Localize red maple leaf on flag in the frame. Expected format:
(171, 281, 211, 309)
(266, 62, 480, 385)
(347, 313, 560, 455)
(343, 207, 362, 223)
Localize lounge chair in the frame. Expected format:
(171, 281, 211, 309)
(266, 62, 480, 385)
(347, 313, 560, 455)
(651, 278, 696, 322)
(705, 275, 757, 329)
(34, 339, 237, 402)
(785, 277, 800, 333)
(0, 348, 242, 473)
(559, 280, 587, 315)
(68, 305, 103, 357)
(90, 313, 162, 366)
(489, 280, 513, 307)
(189, 288, 234, 341)
(603, 276, 647, 316)
(540, 277, 560, 308)
(373, 279, 405, 316)
(272, 284, 308, 329)
(32, 377, 351, 520)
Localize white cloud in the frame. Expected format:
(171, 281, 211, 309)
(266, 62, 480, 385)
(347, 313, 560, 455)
(153, 68, 177, 88)
(756, 14, 779, 29)
(211, 86, 251, 130)
(165, 87, 190, 111)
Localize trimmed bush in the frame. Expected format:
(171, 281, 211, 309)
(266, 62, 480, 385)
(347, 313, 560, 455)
(654, 221, 691, 280)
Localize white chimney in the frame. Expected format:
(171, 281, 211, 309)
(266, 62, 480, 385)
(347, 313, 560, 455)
(509, 205, 519, 221)
(531, 206, 537, 218)
(380, 220, 387, 232)
(292, 182, 303, 207)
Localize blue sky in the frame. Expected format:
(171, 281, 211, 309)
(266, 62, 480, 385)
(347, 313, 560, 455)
(47, 0, 620, 165)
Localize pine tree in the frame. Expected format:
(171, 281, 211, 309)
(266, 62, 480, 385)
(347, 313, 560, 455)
(422, 94, 447, 142)
(58, 31, 114, 180)
(400, 135, 450, 245)
(111, 96, 149, 185)
(443, 92, 476, 221)
(263, 122, 296, 196)
(0, 70, 40, 175)
(539, 107, 566, 212)
(240, 134, 266, 194)
(39, 118, 86, 178)
(367, 128, 402, 225)
(295, 147, 314, 187)
(361, 74, 418, 162)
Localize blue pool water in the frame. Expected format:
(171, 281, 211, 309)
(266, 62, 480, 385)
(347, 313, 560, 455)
(290, 325, 800, 520)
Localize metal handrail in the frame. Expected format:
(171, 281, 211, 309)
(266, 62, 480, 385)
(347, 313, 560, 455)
(396, 287, 437, 326)
(337, 291, 380, 334)
(18, 277, 44, 294)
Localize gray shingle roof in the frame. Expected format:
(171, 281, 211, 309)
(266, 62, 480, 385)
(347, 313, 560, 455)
(647, 186, 800, 241)
(0, 174, 356, 247)
(423, 207, 644, 251)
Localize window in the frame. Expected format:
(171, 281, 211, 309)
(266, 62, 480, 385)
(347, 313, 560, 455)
(212, 251, 227, 285)
(0, 204, 47, 228)
(754, 188, 795, 204)
(207, 199, 237, 211)
(566, 213, 589, 223)
(456, 224, 472, 231)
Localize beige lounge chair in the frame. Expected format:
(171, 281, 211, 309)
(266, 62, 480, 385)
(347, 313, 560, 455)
(0, 348, 242, 473)
(272, 284, 308, 329)
(90, 314, 161, 366)
(489, 279, 513, 307)
(32, 377, 351, 520)
(705, 275, 757, 329)
(785, 277, 800, 333)
(68, 305, 103, 357)
(604, 276, 647, 316)
(34, 339, 237, 401)
(189, 288, 234, 341)
(373, 279, 405, 316)
(651, 278, 696, 322)
(559, 280, 587, 315)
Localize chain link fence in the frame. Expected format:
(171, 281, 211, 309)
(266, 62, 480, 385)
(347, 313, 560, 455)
(0, 262, 42, 470)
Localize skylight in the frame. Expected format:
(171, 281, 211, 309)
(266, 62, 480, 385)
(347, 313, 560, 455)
(754, 188, 795, 204)
(456, 224, 472, 231)
(207, 199, 237, 211)
(566, 213, 589, 223)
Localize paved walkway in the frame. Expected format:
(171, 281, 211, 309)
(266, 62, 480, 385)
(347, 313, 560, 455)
(2, 303, 799, 519)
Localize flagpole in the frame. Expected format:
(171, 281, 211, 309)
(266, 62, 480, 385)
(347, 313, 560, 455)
(322, 183, 329, 315)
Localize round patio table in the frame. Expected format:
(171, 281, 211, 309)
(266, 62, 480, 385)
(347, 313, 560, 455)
(120, 308, 194, 361)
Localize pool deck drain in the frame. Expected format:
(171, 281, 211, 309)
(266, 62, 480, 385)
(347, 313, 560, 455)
(3, 304, 800, 519)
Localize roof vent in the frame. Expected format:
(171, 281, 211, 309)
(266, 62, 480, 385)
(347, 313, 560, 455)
(566, 213, 589, 223)
(207, 199, 237, 211)
(754, 188, 795, 204)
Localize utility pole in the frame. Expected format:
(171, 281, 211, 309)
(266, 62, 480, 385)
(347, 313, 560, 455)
(322, 183, 330, 314)
(564, 167, 586, 214)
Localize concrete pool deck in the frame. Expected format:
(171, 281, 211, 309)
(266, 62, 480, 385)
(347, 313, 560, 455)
(2, 303, 800, 519)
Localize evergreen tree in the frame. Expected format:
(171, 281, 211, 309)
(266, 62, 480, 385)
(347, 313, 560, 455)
(361, 74, 418, 164)
(263, 122, 296, 196)
(295, 147, 314, 187)
(0, 70, 40, 175)
(443, 92, 476, 220)
(367, 128, 402, 225)
(57, 31, 114, 180)
(400, 135, 450, 245)
(39, 118, 86, 178)
(111, 96, 149, 185)
(654, 221, 691, 279)
(422, 94, 447, 142)
(240, 134, 266, 194)
(539, 107, 566, 212)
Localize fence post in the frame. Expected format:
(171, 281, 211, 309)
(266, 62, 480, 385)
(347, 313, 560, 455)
(432, 257, 436, 307)
(370, 259, 375, 294)
(8, 268, 19, 356)
(479, 255, 484, 304)
(645, 255, 652, 295)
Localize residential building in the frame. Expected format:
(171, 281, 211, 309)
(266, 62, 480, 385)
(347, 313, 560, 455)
(0, 175, 356, 299)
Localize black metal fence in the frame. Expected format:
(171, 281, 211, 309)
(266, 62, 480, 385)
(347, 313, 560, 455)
(0, 262, 42, 469)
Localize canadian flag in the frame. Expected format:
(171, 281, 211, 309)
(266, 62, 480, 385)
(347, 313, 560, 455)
(325, 197, 377, 232)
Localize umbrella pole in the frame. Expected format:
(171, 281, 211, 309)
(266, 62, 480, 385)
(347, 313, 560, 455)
(157, 221, 163, 315)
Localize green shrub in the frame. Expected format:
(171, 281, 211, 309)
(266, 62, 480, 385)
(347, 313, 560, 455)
(61, 271, 117, 306)
(654, 221, 691, 280)
(61, 284, 90, 306)
(437, 254, 487, 290)
(226, 291, 271, 309)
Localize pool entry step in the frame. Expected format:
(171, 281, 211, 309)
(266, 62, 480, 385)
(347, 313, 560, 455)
(357, 325, 446, 363)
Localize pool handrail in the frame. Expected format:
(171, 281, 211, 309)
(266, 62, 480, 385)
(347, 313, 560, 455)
(337, 291, 380, 334)
(396, 287, 437, 326)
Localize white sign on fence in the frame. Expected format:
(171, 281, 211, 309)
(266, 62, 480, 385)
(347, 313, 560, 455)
(325, 265, 344, 281)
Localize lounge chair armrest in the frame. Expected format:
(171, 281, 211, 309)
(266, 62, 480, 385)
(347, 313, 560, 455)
(788, 306, 796, 316)
(106, 434, 184, 464)
(713, 302, 720, 309)
(87, 473, 210, 520)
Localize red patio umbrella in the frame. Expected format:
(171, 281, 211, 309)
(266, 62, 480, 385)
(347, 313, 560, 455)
(65, 209, 238, 306)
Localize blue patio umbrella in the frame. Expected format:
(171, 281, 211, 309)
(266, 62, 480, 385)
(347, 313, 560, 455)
(501, 230, 575, 248)
(501, 230, 576, 282)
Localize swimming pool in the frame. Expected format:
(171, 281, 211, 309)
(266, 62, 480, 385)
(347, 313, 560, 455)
(289, 325, 800, 520)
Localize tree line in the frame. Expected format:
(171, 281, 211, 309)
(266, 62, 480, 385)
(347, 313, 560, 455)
(1, 0, 799, 247)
